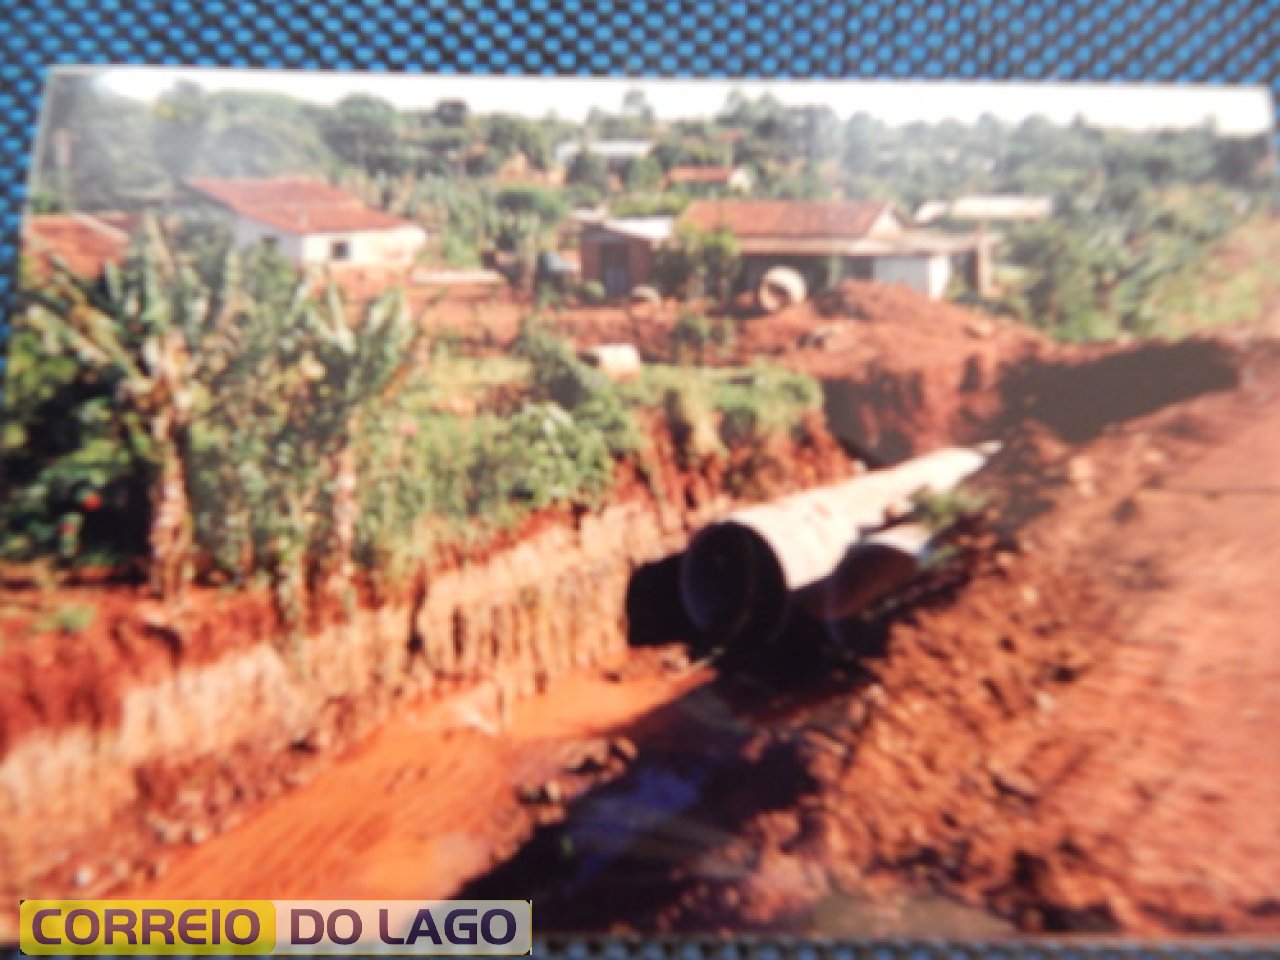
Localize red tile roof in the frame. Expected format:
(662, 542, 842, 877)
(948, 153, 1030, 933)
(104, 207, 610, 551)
(666, 166, 740, 185)
(681, 200, 899, 241)
(23, 213, 133, 279)
(184, 177, 419, 235)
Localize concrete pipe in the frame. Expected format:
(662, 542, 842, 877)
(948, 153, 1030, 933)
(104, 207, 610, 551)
(792, 522, 934, 622)
(757, 266, 807, 314)
(581, 343, 643, 380)
(679, 446, 991, 644)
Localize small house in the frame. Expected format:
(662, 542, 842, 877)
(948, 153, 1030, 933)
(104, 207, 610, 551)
(578, 200, 993, 301)
(183, 177, 428, 269)
(914, 194, 1054, 226)
(579, 217, 674, 297)
(664, 166, 753, 195)
(22, 212, 138, 280)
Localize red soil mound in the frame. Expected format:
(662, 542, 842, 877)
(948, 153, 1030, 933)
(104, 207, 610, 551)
(565, 343, 1280, 936)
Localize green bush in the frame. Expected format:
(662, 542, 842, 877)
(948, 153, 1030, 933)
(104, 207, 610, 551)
(610, 194, 690, 218)
(352, 328, 648, 571)
(354, 396, 622, 573)
(577, 280, 607, 305)
(441, 232, 479, 268)
(712, 363, 822, 448)
(477, 403, 615, 512)
(672, 310, 714, 364)
(516, 326, 642, 458)
(652, 224, 741, 302)
(661, 379, 724, 467)
(38, 603, 96, 635)
(910, 487, 990, 533)
(671, 309, 735, 364)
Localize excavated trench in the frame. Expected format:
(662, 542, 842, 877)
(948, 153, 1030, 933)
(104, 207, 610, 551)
(0, 496, 716, 901)
(0, 421, 855, 916)
(461, 337, 1261, 935)
(458, 602, 1012, 936)
(3, 332, 1260, 937)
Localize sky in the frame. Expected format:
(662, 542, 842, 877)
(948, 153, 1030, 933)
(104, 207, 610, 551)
(84, 66, 1276, 137)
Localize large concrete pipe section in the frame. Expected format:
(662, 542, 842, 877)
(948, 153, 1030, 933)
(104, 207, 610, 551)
(679, 446, 991, 645)
(757, 266, 807, 313)
(792, 522, 934, 622)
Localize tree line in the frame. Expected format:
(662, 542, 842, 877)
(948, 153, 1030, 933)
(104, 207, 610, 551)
(27, 74, 1278, 342)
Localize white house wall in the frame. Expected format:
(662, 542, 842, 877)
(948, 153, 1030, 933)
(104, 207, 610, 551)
(231, 218, 308, 264)
(229, 216, 427, 268)
(867, 208, 908, 239)
(872, 254, 952, 299)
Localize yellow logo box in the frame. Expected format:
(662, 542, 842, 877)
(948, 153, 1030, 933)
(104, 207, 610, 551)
(20, 901, 275, 955)
(20, 900, 532, 956)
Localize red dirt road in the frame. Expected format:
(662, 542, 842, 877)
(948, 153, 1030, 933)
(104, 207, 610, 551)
(800, 345, 1280, 934)
(1019, 376, 1280, 928)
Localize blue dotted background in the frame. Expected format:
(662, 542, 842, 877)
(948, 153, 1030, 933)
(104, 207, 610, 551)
(0, 0, 1278, 955)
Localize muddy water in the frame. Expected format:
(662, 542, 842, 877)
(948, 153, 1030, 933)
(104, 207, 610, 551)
(115, 655, 1007, 938)
(460, 673, 1011, 937)
(119, 668, 713, 902)
(510, 755, 1010, 937)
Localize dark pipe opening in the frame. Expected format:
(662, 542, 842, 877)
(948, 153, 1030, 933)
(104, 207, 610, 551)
(679, 522, 789, 648)
(625, 552, 694, 647)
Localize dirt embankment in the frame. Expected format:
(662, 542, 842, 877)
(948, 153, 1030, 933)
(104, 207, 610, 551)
(0, 417, 849, 915)
(792, 343, 1280, 934)
(750, 281, 1242, 468)
(471, 336, 1279, 936)
(7, 279, 1278, 937)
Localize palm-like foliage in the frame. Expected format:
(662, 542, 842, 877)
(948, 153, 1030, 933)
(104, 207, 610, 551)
(14, 219, 214, 595)
(7, 220, 419, 615)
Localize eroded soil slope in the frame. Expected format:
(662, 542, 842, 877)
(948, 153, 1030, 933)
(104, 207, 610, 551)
(7, 277, 1278, 936)
(500, 339, 1280, 936)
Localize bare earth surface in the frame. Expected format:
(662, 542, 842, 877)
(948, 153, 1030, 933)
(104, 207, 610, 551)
(1017, 366, 1280, 928)
(6, 276, 1280, 935)
(124, 665, 710, 901)
(103, 343, 1280, 934)
(793, 344, 1280, 934)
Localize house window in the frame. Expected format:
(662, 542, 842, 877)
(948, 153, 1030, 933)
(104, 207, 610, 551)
(330, 240, 352, 261)
(262, 236, 279, 251)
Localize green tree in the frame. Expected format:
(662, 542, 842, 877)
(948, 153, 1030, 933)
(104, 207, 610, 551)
(7, 222, 420, 613)
(626, 156, 663, 194)
(321, 94, 401, 174)
(652, 223, 741, 302)
(493, 185, 568, 289)
(30, 73, 168, 209)
(566, 148, 611, 195)
(153, 81, 209, 185)
(13, 220, 222, 594)
(482, 114, 551, 170)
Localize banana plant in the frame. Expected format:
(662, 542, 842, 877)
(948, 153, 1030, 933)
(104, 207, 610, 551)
(19, 217, 243, 600)
(17, 217, 427, 617)
(296, 279, 418, 601)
